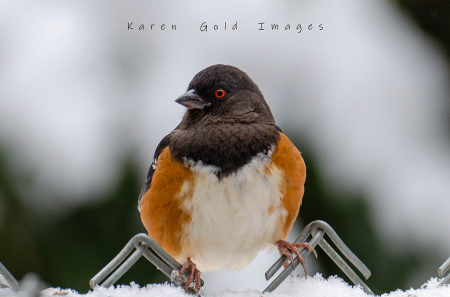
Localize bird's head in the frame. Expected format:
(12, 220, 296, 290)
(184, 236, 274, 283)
(175, 64, 275, 126)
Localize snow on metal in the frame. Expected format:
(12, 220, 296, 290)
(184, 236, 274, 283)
(0, 261, 19, 291)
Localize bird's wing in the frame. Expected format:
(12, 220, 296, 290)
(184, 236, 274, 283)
(137, 133, 173, 211)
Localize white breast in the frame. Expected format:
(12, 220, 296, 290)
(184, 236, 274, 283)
(177, 152, 287, 272)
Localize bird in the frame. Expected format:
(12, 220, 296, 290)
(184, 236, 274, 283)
(138, 64, 316, 293)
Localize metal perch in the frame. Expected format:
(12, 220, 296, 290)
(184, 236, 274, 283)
(89, 233, 204, 293)
(90, 221, 372, 294)
(263, 220, 373, 295)
(438, 257, 450, 286)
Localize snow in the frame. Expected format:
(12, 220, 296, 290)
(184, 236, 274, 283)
(1, 274, 449, 297)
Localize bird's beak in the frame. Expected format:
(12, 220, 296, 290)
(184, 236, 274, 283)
(175, 89, 210, 109)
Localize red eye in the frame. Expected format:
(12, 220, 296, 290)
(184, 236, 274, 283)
(215, 89, 226, 98)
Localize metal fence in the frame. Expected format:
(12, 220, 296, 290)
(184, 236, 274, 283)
(1, 220, 450, 295)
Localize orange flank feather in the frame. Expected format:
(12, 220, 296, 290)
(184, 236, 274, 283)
(271, 132, 306, 240)
(139, 147, 195, 260)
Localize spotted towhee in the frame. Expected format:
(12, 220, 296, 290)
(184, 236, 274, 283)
(138, 64, 316, 292)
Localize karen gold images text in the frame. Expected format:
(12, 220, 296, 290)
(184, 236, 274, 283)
(127, 22, 324, 33)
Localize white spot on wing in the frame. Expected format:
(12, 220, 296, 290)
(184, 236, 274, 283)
(137, 158, 158, 212)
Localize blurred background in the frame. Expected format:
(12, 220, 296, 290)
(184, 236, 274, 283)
(1, 0, 450, 295)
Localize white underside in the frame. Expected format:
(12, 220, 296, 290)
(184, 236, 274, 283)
(178, 152, 287, 271)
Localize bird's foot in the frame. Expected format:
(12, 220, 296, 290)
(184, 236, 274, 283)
(276, 240, 317, 277)
(179, 257, 201, 294)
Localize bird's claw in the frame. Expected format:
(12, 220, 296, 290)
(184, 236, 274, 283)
(179, 257, 202, 294)
(277, 240, 317, 278)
